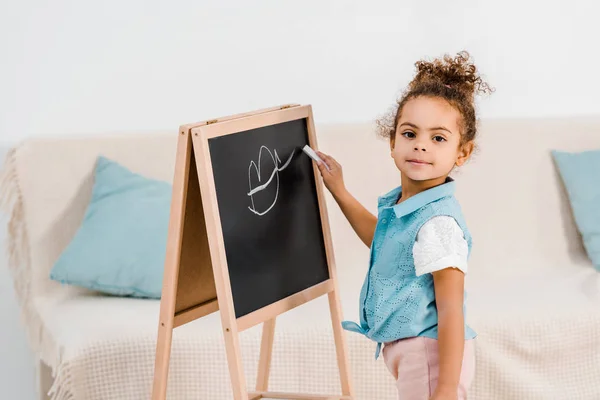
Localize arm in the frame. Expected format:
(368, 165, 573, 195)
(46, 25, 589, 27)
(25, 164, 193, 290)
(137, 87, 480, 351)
(430, 267, 465, 400)
(413, 216, 469, 400)
(315, 151, 377, 247)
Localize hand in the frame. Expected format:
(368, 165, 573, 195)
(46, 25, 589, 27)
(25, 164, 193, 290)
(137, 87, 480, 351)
(430, 385, 458, 400)
(315, 151, 346, 199)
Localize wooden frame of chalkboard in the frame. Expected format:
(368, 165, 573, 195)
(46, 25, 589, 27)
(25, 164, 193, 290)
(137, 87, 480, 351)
(151, 104, 354, 400)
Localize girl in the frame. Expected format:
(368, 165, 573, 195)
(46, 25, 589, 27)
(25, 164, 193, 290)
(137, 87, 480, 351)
(315, 51, 493, 400)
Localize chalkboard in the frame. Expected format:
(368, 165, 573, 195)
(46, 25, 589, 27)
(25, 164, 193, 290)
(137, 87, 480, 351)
(153, 105, 353, 400)
(208, 118, 330, 318)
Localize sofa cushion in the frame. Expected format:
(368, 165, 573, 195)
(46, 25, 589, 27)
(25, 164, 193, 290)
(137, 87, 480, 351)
(49, 156, 171, 298)
(552, 149, 600, 271)
(466, 261, 600, 400)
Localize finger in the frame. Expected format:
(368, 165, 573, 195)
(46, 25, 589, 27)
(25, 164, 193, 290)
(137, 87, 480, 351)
(318, 152, 336, 167)
(317, 151, 334, 160)
(322, 155, 340, 172)
(317, 154, 334, 171)
(316, 159, 330, 175)
(316, 151, 332, 163)
(331, 158, 342, 169)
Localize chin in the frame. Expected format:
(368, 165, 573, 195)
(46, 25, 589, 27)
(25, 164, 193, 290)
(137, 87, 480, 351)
(401, 166, 450, 182)
(401, 170, 436, 182)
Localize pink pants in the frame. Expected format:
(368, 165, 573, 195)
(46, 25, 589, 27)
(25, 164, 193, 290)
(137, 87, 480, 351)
(382, 337, 475, 400)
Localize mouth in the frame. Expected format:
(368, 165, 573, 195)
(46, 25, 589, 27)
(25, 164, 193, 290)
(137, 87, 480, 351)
(406, 159, 432, 166)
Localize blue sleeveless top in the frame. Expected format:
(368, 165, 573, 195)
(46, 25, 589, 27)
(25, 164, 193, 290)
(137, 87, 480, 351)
(341, 178, 477, 359)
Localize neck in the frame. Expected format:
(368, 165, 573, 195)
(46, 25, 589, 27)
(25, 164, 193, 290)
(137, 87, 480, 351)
(397, 175, 449, 204)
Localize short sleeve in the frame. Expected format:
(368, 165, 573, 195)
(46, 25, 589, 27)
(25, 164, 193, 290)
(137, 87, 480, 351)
(413, 216, 468, 276)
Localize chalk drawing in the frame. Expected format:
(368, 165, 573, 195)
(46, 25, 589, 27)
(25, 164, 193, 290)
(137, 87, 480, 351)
(247, 146, 294, 216)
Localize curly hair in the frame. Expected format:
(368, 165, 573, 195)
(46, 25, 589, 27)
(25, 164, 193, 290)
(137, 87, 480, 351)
(376, 51, 494, 146)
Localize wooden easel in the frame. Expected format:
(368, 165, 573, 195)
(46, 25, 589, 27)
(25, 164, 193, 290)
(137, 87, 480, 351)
(151, 104, 354, 400)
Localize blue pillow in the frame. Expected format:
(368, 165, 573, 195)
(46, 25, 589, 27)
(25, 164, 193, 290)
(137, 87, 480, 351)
(50, 156, 172, 298)
(552, 149, 600, 271)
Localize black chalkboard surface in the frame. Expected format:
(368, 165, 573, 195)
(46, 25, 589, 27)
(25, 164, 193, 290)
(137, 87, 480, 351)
(208, 118, 330, 318)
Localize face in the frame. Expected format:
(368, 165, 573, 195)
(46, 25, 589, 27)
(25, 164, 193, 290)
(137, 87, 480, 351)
(390, 96, 473, 182)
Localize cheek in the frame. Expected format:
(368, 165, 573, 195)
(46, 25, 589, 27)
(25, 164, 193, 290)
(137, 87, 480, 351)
(438, 146, 461, 164)
(392, 135, 407, 150)
(443, 138, 463, 155)
(391, 144, 405, 158)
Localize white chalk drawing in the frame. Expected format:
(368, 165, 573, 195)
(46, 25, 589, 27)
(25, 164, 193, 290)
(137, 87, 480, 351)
(247, 146, 294, 216)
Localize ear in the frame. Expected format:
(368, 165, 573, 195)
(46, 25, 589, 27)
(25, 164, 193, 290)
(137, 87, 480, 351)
(390, 133, 396, 152)
(456, 141, 474, 166)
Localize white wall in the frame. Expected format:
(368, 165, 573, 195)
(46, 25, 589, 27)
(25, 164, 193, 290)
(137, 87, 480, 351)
(1, 1, 599, 398)
(1, 0, 599, 147)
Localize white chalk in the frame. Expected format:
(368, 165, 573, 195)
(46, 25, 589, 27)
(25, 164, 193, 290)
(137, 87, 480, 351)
(302, 145, 330, 171)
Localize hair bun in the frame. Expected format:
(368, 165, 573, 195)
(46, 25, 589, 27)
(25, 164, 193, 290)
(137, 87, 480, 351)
(411, 51, 493, 99)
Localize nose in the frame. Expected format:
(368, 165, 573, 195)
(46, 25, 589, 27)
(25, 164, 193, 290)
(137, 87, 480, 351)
(413, 135, 428, 152)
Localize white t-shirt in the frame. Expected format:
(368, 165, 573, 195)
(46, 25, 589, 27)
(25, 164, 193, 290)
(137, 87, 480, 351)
(412, 216, 469, 277)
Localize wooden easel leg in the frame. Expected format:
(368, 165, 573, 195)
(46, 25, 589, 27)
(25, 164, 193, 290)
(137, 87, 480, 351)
(256, 318, 276, 392)
(222, 324, 250, 400)
(151, 130, 193, 400)
(328, 290, 354, 397)
(151, 318, 174, 400)
(191, 129, 250, 399)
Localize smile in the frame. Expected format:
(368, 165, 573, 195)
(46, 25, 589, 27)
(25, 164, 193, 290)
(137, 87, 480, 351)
(407, 160, 432, 166)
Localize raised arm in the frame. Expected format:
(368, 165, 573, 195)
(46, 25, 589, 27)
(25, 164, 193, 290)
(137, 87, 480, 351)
(315, 151, 377, 247)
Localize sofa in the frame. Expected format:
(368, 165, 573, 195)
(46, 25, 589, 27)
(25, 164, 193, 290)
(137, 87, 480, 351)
(1, 115, 600, 400)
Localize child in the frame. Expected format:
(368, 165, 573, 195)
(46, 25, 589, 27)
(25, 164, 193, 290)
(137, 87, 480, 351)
(315, 51, 493, 400)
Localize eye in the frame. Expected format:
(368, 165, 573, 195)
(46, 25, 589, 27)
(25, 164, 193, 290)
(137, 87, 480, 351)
(433, 135, 446, 143)
(402, 131, 416, 139)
